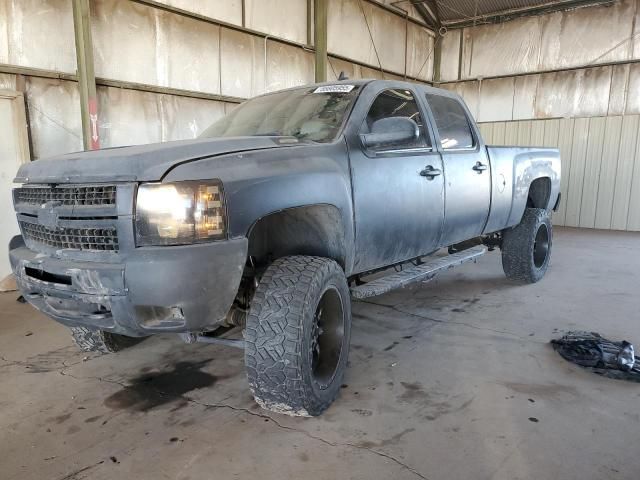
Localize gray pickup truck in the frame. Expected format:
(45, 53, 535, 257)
(9, 79, 560, 416)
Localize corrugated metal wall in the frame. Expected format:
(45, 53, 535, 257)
(479, 116, 640, 232)
(0, 0, 434, 158)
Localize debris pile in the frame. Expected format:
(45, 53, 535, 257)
(551, 331, 640, 382)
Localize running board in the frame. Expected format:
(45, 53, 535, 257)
(350, 246, 487, 299)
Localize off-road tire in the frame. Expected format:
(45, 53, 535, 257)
(502, 208, 552, 283)
(245, 256, 351, 417)
(69, 326, 142, 354)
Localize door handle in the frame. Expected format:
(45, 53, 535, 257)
(420, 165, 442, 178)
(473, 161, 488, 173)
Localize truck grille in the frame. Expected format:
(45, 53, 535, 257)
(14, 185, 116, 206)
(20, 221, 119, 252)
(14, 184, 123, 254)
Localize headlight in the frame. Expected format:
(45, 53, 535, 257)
(135, 180, 226, 246)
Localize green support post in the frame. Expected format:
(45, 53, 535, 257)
(72, 0, 100, 150)
(314, 0, 328, 83)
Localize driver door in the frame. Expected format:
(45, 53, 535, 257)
(347, 86, 445, 273)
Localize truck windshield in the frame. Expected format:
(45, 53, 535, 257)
(200, 85, 361, 143)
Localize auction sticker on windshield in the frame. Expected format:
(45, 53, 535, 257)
(313, 85, 355, 93)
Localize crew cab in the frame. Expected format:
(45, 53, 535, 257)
(9, 79, 560, 416)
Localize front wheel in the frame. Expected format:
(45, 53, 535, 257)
(245, 256, 351, 416)
(69, 327, 143, 354)
(501, 208, 552, 283)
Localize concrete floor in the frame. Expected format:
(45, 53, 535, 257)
(1, 227, 640, 480)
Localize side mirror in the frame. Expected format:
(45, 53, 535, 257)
(360, 117, 419, 149)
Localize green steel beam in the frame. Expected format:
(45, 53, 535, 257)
(314, 0, 328, 82)
(72, 0, 100, 150)
(432, 36, 442, 82)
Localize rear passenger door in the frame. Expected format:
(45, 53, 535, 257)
(347, 86, 445, 273)
(425, 93, 491, 247)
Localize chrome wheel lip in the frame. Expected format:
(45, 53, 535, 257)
(533, 223, 550, 269)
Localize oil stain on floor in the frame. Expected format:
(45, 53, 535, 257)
(104, 360, 217, 412)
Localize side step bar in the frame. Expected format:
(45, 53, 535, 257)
(350, 246, 487, 299)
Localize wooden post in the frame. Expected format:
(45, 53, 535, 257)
(72, 0, 100, 150)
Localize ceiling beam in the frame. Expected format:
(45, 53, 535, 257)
(442, 0, 613, 28)
(412, 0, 441, 30)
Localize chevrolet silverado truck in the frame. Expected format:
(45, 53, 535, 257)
(9, 80, 560, 416)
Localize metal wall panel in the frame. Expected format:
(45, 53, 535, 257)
(477, 77, 514, 122)
(0, 1, 7, 64)
(265, 42, 314, 92)
(555, 118, 574, 224)
(245, 0, 307, 45)
(512, 75, 537, 120)
(579, 116, 607, 227)
(25, 77, 83, 159)
(97, 86, 162, 147)
(97, 86, 228, 147)
(93, 0, 222, 94)
(0, 0, 77, 73)
(626, 63, 640, 114)
(162, 11, 221, 94)
(92, 0, 161, 87)
(440, 0, 640, 82)
(444, 63, 640, 122)
(439, 29, 461, 81)
(594, 116, 624, 229)
(157, 94, 227, 141)
(460, 15, 541, 79)
(479, 115, 640, 231)
(0, 73, 16, 90)
(611, 116, 639, 229)
(608, 64, 631, 116)
(220, 28, 266, 98)
(154, 0, 242, 25)
(405, 22, 434, 81)
(627, 128, 640, 230)
(327, 57, 360, 80)
(538, 0, 635, 70)
(328, 0, 433, 79)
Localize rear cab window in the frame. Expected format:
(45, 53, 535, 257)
(425, 94, 475, 150)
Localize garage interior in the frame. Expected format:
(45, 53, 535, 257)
(1, 0, 640, 479)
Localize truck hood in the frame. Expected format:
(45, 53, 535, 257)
(15, 136, 295, 184)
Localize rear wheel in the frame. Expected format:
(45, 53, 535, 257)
(69, 327, 142, 354)
(245, 256, 351, 416)
(501, 208, 552, 283)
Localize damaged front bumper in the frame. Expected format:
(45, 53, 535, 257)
(10, 237, 247, 336)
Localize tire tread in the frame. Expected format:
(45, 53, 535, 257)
(245, 255, 349, 416)
(501, 208, 552, 283)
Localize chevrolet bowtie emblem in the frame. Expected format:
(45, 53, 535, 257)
(37, 201, 62, 229)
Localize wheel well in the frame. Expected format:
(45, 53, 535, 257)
(247, 204, 347, 270)
(526, 177, 551, 209)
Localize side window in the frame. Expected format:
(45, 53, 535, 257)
(425, 94, 475, 150)
(362, 89, 431, 150)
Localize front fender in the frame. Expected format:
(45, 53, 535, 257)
(164, 141, 356, 273)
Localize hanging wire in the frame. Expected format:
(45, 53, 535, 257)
(414, 30, 443, 80)
(357, 0, 385, 79)
(327, 57, 339, 80)
(586, 31, 640, 67)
